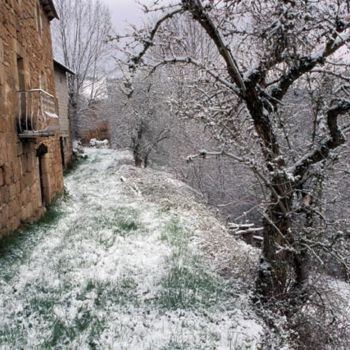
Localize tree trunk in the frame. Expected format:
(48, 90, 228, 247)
(132, 122, 145, 168)
(256, 208, 291, 301)
(256, 174, 295, 302)
(133, 143, 143, 167)
(144, 154, 149, 168)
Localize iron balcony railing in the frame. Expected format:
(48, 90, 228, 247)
(18, 89, 59, 137)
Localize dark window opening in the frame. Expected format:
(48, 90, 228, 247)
(60, 137, 65, 168)
(17, 55, 28, 130)
(36, 144, 48, 206)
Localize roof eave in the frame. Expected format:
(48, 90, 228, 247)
(40, 0, 59, 21)
(53, 59, 76, 75)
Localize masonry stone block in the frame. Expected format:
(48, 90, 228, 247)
(0, 185, 10, 204)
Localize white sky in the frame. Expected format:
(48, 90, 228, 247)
(101, 0, 148, 33)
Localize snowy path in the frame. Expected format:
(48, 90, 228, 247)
(0, 149, 262, 349)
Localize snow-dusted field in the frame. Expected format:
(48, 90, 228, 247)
(0, 148, 263, 349)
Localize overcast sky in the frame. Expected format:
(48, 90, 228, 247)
(101, 0, 148, 33)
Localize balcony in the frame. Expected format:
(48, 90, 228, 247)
(17, 89, 60, 139)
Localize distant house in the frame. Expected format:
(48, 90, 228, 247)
(54, 59, 74, 169)
(0, 0, 64, 236)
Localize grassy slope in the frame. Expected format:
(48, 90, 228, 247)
(0, 148, 263, 349)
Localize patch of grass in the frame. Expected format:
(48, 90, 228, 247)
(55, 206, 141, 246)
(63, 156, 88, 176)
(97, 230, 117, 249)
(118, 219, 139, 232)
(112, 207, 141, 237)
(29, 295, 57, 321)
(43, 313, 107, 349)
(79, 277, 139, 308)
(0, 197, 64, 282)
(160, 218, 189, 247)
(1, 275, 139, 348)
(159, 256, 223, 310)
(0, 283, 64, 347)
(38, 291, 107, 348)
(0, 200, 63, 253)
(158, 218, 229, 310)
(160, 339, 191, 350)
(37, 205, 64, 226)
(48, 319, 76, 348)
(98, 277, 139, 307)
(157, 202, 173, 214)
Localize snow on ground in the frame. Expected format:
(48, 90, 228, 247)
(116, 162, 259, 285)
(0, 148, 263, 349)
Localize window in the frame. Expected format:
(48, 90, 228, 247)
(17, 56, 26, 123)
(17, 56, 25, 92)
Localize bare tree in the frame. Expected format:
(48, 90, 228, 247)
(114, 0, 350, 311)
(52, 0, 112, 137)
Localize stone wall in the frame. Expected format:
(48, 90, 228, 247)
(0, 0, 64, 236)
(54, 67, 73, 168)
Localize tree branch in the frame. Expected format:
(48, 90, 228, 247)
(182, 0, 246, 94)
(129, 8, 183, 69)
(310, 69, 350, 83)
(270, 26, 350, 105)
(291, 99, 350, 179)
(149, 56, 241, 95)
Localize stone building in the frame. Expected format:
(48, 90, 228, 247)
(54, 59, 74, 169)
(0, 0, 64, 236)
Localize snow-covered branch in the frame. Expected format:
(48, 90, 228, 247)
(150, 56, 241, 95)
(271, 25, 350, 105)
(182, 0, 246, 93)
(292, 99, 350, 179)
(129, 7, 184, 69)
